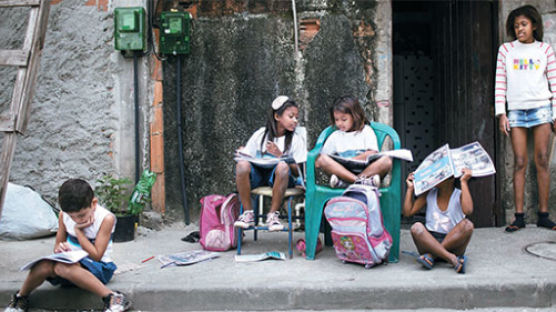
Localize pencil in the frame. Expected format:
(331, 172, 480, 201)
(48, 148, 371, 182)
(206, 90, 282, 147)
(141, 256, 154, 263)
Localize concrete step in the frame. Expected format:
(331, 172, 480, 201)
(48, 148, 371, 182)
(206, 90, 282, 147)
(2, 224, 556, 311)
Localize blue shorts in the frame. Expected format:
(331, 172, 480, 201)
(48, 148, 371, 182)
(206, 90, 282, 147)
(46, 257, 117, 287)
(249, 163, 297, 189)
(429, 231, 447, 243)
(508, 106, 553, 128)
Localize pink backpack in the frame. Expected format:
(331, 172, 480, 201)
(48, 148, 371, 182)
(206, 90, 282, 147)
(199, 193, 240, 251)
(324, 184, 392, 269)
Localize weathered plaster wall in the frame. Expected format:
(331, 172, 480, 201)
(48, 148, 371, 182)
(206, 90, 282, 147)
(0, 0, 152, 204)
(163, 0, 393, 220)
(498, 1, 556, 224)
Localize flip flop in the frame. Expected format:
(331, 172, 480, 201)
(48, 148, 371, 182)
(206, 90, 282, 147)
(416, 253, 435, 270)
(402, 251, 434, 269)
(505, 219, 525, 233)
(454, 255, 467, 274)
(505, 224, 525, 233)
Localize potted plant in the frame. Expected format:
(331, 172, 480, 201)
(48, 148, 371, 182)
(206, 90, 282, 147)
(95, 175, 136, 242)
(95, 171, 157, 242)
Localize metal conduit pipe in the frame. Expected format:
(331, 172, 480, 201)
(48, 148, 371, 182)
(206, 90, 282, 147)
(176, 56, 189, 225)
(133, 51, 140, 183)
(292, 0, 298, 54)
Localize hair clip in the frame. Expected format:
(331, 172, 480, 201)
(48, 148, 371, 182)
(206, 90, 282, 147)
(271, 95, 290, 110)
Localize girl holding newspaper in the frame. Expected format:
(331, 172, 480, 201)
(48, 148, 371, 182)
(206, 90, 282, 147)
(316, 95, 392, 188)
(403, 169, 474, 274)
(494, 5, 556, 232)
(233, 96, 306, 231)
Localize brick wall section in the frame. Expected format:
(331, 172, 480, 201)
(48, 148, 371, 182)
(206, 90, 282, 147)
(84, 0, 109, 12)
(150, 80, 165, 214)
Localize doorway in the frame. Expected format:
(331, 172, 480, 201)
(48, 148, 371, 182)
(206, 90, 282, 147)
(393, 0, 499, 227)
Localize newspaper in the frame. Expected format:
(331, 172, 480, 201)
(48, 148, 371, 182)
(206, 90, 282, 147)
(234, 150, 295, 168)
(234, 251, 286, 262)
(20, 250, 88, 271)
(157, 250, 220, 268)
(329, 149, 413, 173)
(413, 142, 495, 196)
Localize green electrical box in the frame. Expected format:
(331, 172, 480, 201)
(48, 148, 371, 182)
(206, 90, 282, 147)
(114, 7, 146, 52)
(160, 11, 192, 55)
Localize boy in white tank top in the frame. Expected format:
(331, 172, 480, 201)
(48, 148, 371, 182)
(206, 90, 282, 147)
(402, 169, 474, 274)
(5, 179, 131, 312)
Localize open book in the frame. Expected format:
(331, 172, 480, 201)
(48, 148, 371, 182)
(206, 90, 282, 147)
(413, 142, 495, 196)
(234, 150, 295, 168)
(157, 250, 220, 268)
(234, 251, 286, 262)
(20, 249, 88, 271)
(329, 149, 414, 173)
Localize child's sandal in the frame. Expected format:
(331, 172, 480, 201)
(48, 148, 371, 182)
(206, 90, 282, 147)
(537, 212, 556, 231)
(505, 213, 525, 233)
(454, 255, 467, 274)
(416, 253, 434, 270)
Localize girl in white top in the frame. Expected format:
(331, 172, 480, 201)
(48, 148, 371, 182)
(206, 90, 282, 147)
(495, 5, 556, 232)
(234, 96, 306, 232)
(316, 95, 392, 187)
(403, 169, 474, 274)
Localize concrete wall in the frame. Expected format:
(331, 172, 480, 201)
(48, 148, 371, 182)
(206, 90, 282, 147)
(498, 1, 556, 223)
(0, 0, 152, 206)
(162, 0, 393, 220)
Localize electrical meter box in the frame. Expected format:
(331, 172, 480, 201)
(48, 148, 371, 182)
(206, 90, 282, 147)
(114, 7, 146, 51)
(160, 11, 192, 55)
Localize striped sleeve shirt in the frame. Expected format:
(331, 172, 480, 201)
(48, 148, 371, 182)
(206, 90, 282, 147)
(494, 40, 556, 119)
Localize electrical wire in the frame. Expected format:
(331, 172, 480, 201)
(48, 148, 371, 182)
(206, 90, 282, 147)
(147, 0, 166, 61)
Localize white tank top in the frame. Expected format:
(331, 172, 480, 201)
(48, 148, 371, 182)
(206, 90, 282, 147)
(425, 188, 465, 234)
(63, 204, 115, 263)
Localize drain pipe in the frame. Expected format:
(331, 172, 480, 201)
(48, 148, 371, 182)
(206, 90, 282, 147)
(176, 55, 189, 225)
(133, 51, 140, 183)
(292, 0, 298, 54)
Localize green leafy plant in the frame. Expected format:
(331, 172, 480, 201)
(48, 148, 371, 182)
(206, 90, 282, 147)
(95, 175, 133, 216)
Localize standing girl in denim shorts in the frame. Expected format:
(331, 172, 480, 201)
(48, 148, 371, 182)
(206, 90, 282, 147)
(495, 5, 556, 232)
(233, 96, 306, 231)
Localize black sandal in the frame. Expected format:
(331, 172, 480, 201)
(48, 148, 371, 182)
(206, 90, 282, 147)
(537, 212, 556, 230)
(505, 213, 525, 233)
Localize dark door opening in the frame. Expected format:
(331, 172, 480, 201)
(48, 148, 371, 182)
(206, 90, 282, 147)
(393, 0, 499, 227)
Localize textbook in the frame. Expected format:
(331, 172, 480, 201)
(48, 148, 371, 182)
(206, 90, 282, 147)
(234, 150, 295, 168)
(157, 250, 220, 268)
(329, 149, 414, 173)
(20, 249, 88, 271)
(234, 251, 286, 262)
(413, 142, 495, 196)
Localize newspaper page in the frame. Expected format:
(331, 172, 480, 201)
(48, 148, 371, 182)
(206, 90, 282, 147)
(450, 141, 496, 178)
(413, 142, 495, 196)
(20, 250, 88, 271)
(234, 251, 286, 262)
(234, 150, 294, 168)
(329, 149, 414, 173)
(158, 250, 219, 268)
(413, 144, 454, 196)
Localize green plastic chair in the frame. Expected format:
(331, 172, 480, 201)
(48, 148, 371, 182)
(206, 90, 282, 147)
(304, 121, 401, 262)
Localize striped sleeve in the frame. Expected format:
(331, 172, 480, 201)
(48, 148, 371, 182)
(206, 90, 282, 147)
(546, 44, 556, 119)
(494, 44, 508, 117)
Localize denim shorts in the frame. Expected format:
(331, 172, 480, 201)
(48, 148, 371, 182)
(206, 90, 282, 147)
(508, 106, 553, 128)
(249, 164, 297, 189)
(46, 257, 117, 286)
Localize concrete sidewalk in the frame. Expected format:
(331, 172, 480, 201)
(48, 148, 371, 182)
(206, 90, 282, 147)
(1, 223, 556, 311)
